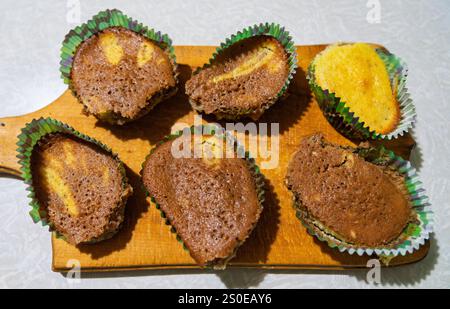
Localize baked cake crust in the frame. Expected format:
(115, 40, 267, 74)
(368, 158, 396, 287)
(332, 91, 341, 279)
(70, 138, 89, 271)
(286, 134, 412, 247)
(141, 135, 263, 267)
(71, 27, 177, 125)
(31, 134, 132, 245)
(186, 36, 290, 120)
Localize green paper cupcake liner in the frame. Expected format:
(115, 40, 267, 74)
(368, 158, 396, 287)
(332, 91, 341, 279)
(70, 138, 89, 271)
(59, 9, 178, 124)
(140, 124, 266, 269)
(190, 23, 298, 119)
(16, 117, 131, 240)
(307, 44, 416, 140)
(294, 145, 433, 260)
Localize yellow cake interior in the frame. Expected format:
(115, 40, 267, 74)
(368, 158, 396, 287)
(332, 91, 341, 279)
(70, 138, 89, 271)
(98, 30, 162, 67)
(36, 137, 114, 218)
(99, 32, 124, 65)
(137, 41, 155, 67)
(314, 43, 399, 134)
(38, 147, 79, 217)
(212, 40, 283, 83)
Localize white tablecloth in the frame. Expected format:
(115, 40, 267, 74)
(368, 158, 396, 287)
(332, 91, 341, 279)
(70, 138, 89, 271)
(0, 0, 448, 288)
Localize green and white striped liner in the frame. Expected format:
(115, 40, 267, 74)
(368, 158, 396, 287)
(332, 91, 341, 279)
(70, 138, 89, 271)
(16, 117, 130, 234)
(307, 44, 416, 140)
(190, 23, 298, 119)
(140, 124, 266, 268)
(295, 146, 433, 259)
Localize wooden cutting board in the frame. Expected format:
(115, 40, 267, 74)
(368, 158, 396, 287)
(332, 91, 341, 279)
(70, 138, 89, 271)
(0, 45, 429, 272)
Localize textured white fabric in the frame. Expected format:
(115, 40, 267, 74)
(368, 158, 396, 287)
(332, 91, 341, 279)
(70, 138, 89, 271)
(0, 0, 448, 288)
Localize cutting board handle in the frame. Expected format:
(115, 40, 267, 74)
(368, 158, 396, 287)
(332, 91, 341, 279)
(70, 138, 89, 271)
(0, 116, 26, 177)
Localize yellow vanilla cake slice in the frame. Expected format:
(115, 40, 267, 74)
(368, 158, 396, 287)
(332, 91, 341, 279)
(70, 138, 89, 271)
(313, 43, 400, 134)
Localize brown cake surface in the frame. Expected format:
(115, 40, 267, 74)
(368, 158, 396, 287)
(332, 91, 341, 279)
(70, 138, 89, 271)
(185, 36, 290, 119)
(286, 134, 412, 247)
(141, 135, 262, 267)
(31, 134, 132, 245)
(71, 27, 176, 124)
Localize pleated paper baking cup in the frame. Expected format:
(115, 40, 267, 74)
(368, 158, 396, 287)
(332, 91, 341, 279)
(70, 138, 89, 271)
(16, 117, 131, 241)
(307, 44, 416, 140)
(140, 124, 265, 269)
(189, 23, 298, 120)
(294, 146, 433, 261)
(60, 9, 178, 124)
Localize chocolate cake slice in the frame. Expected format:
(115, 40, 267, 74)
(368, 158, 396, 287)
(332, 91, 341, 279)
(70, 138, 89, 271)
(70, 26, 177, 124)
(141, 133, 264, 268)
(186, 36, 291, 120)
(286, 134, 413, 247)
(31, 133, 133, 245)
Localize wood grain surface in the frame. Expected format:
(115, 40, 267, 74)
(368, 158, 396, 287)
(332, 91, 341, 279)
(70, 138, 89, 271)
(0, 45, 429, 272)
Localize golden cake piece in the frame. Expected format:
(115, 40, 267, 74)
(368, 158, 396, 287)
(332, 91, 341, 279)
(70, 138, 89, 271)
(31, 134, 132, 245)
(313, 43, 400, 134)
